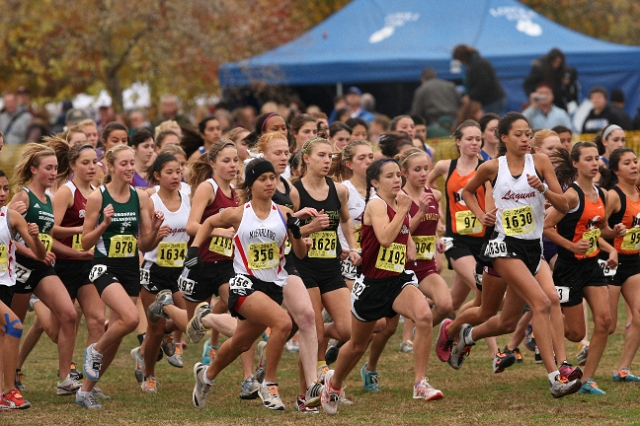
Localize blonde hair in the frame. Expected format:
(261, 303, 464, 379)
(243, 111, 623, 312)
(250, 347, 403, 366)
(45, 138, 95, 185)
(531, 129, 558, 154)
(13, 143, 56, 192)
(155, 120, 181, 138)
(159, 143, 186, 158)
(329, 140, 371, 182)
(187, 138, 236, 195)
(297, 137, 332, 181)
(395, 147, 428, 171)
(58, 126, 85, 143)
(255, 131, 288, 154)
(78, 118, 97, 129)
(103, 145, 135, 184)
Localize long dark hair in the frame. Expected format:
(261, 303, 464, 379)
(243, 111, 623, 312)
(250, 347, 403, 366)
(364, 158, 398, 206)
(496, 112, 529, 157)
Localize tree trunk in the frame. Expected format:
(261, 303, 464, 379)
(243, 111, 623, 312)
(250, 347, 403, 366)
(105, 72, 123, 112)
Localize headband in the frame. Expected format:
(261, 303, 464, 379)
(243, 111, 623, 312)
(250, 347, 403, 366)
(261, 113, 278, 132)
(228, 128, 245, 141)
(602, 125, 623, 140)
(303, 137, 326, 154)
(245, 160, 275, 188)
(377, 159, 396, 172)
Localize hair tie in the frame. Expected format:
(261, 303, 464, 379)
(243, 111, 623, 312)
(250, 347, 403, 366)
(602, 124, 623, 141)
(261, 113, 278, 132)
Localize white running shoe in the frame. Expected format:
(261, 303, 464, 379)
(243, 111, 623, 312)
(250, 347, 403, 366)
(320, 370, 340, 415)
(187, 302, 211, 344)
(130, 347, 145, 383)
(239, 376, 260, 400)
(141, 376, 157, 393)
(258, 382, 285, 410)
(160, 334, 176, 357)
(56, 375, 82, 396)
(147, 289, 173, 323)
(192, 363, 212, 410)
(83, 343, 102, 382)
(413, 378, 443, 401)
(167, 344, 184, 368)
(75, 390, 102, 409)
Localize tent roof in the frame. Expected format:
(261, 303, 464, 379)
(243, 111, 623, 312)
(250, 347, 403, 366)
(220, 0, 640, 87)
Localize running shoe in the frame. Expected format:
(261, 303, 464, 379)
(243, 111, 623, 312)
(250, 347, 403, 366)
(534, 346, 543, 364)
(559, 361, 583, 381)
(493, 349, 516, 374)
(612, 368, 640, 382)
(448, 324, 474, 370)
(69, 361, 84, 381)
(187, 302, 211, 344)
(525, 324, 536, 351)
(3, 389, 31, 409)
(28, 294, 39, 312)
(578, 378, 606, 395)
(318, 364, 329, 384)
(0, 396, 14, 410)
(92, 386, 110, 400)
(550, 375, 582, 398)
(360, 362, 380, 392)
(296, 395, 319, 413)
(239, 376, 260, 400)
(413, 378, 444, 401)
(399, 340, 414, 353)
(435, 318, 454, 362)
(130, 347, 145, 383)
(258, 382, 285, 410)
(83, 343, 102, 382)
(505, 346, 524, 364)
(305, 381, 323, 407)
(14, 369, 24, 391)
(321, 370, 340, 415)
(577, 343, 589, 366)
(285, 333, 300, 353)
(147, 289, 173, 323)
(201, 341, 218, 366)
(325, 344, 340, 365)
(254, 340, 267, 384)
(262, 327, 271, 341)
(57, 375, 82, 396)
(141, 376, 157, 393)
(192, 362, 212, 410)
(168, 344, 184, 368)
(75, 390, 102, 410)
(161, 334, 176, 357)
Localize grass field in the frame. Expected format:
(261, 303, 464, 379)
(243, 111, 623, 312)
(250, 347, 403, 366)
(2, 284, 640, 425)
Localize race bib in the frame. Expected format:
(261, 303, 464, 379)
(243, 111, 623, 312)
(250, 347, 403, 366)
(284, 239, 292, 255)
(556, 286, 570, 304)
(108, 235, 137, 258)
(621, 228, 640, 251)
(583, 229, 601, 256)
(230, 274, 253, 294)
(502, 205, 534, 237)
(15, 263, 32, 284)
(38, 233, 53, 252)
(158, 242, 187, 268)
(597, 258, 616, 277)
(484, 240, 508, 258)
(209, 236, 233, 257)
(375, 242, 406, 273)
(248, 242, 278, 270)
(178, 275, 196, 295)
(89, 264, 107, 283)
(354, 224, 362, 250)
(455, 210, 482, 235)
(413, 236, 436, 260)
(308, 231, 337, 258)
(140, 268, 150, 285)
(341, 258, 358, 279)
(0, 244, 7, 273)
(441, 237, 454, 252)
(72, 234, 94, 251)
(351, 276, 366, 301)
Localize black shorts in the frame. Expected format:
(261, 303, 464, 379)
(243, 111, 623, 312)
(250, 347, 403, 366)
(227, 274, 284, 321)
(178, 261, 234, 303)
(55, 259, 92, 300)
(0, 285, 14, 307)
(141, 261, 181, 295)
(608, 254, 640, 286)
(284, 253, 300, 277)
(90, 258, 141, 298)
(443, 235, 485, 270)
(351, 271, 418, 322)
(553, 257, 607, 307)
(14, 255, 57, 294)
(480, 236, 543, 276)
(296, 258, 346, 294)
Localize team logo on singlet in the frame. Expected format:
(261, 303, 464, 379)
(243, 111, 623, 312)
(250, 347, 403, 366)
(79, 209, 86, 219)
(453, 189, 466, 206)
(632, 214, 640, 228)
(586, 216, 602, 230)
(502, 190, 536, 201)
(400, 225, 409, 235)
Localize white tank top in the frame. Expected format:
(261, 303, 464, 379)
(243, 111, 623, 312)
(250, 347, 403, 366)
(493, 154, 546, 241)
(0, 207, 17, 287)
(338, 180, 366, 251)
(233, 202, 288, 286)
(144, 189, 191, 267)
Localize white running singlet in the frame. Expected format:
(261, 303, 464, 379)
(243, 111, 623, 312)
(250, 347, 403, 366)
(144, 190, 191, 267)
(0, 206, 16, 286)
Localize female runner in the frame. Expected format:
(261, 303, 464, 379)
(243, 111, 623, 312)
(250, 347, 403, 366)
(129, 129, 155, 188)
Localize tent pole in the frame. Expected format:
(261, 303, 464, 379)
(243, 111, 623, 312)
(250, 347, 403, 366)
(336, 82, 343, 96)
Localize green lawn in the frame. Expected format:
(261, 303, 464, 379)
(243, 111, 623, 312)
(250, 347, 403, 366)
(2, 293, 639, 425)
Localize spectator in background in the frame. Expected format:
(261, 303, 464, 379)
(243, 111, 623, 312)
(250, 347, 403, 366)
(214, 109, 233, 133)
(334, 108, 350, 123)
(66, 108, 88, 127)
(369, 115, 390, 143)
(128, 109, 151, 135)
(0, 91, 32, 144)
(16, 87, 31, 112)
(426, 115, 455, 138)
(552, 125, 573, 150)
(452, 45, 506, 114)
(411, 67, 461, 124)
(609, 89, 633, 129)
(345, 117, 368, 141)
(522, 82, 573, 130)
(361, 93, 376, 113)
(328, 95, 347, 123)
(345, 87, 373, 123)
(582, 86, 631, 133)
(96, 105, 115, 133)
(411, 115, 427, 141)
(153, 94, 191, 128)
(523, 48, 579, 111)
(454, 100, 483, 128)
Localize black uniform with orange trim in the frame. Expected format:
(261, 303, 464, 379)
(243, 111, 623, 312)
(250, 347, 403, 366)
(607, 185, 640, 285)
(553, 182, 607, 306)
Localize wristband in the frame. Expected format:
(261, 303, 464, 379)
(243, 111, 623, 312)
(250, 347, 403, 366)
(540, 183, 549, 195)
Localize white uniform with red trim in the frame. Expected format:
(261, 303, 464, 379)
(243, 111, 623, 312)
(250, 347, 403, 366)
(233, 201, 289, 287)
(0, 206, 16, 286)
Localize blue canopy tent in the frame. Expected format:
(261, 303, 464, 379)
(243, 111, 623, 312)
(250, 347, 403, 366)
(220, 0, 640, 118)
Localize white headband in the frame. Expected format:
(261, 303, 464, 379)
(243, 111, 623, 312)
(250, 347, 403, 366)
(603, 125, 623, 140)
